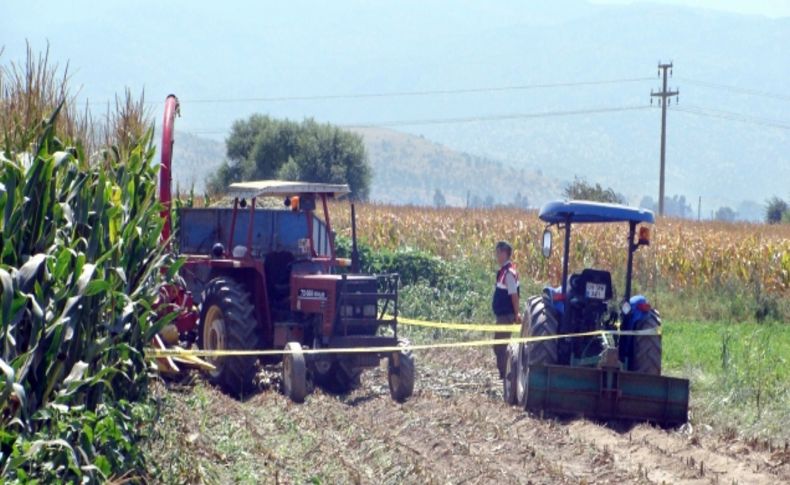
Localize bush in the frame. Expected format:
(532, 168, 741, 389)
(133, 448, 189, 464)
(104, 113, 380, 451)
(335, 236, 448, 287)
(336, 236, 498, 325)
(563, 177, 624, 204)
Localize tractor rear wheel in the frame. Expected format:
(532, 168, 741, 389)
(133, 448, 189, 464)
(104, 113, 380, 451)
(282, 342, 309, 403)
(198, 277, 259, 396)
(517, 296, 559, 407)
(388, 338, 415, 403)
(503, 343, 519, 405)
(632, 313, 662, 375)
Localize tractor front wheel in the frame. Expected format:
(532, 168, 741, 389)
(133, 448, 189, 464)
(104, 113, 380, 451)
(282, 342, 309, 403)
(517, 296, 559, 408)
(632, 313, 662, 375)
(388, 338, 415, 402)
(198, 277, 259, 396)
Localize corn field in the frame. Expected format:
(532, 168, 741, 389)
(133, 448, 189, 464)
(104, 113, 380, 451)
(332, 204, 790, 301)
(0, 48, 173, 481)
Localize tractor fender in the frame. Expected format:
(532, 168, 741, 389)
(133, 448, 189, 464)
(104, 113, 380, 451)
(623, 295, 657, 330)
(619, 295, 661, 371)
(542, 286, 566, 316)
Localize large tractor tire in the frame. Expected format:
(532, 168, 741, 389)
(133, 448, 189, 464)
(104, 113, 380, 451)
(198, 277, 259, 396)
(388, 337, 415, 403)
(282, 342, 309, 403)
(503, 343, 519, 405)
(632, 313, 662, 375)
(517, 296, 559, 408)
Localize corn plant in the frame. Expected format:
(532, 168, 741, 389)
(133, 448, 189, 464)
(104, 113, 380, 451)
(0, 102, 175, 481)
(320, 203, 790, 322)
(330, 204, 789, 297)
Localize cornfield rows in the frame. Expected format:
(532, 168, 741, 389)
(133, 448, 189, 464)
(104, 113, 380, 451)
(332, 204, 790, 296)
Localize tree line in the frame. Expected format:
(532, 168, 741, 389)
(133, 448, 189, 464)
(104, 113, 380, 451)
(206, 116, 787, 225)
(208, 115, 371, 199)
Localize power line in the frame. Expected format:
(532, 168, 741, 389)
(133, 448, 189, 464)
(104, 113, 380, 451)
(183, 77, 654, 104)
(180, 105, 652, 135)
(677, 77, 790, 102)
(175, 103, 790, 135)
(78, 77, 653, 107)
(345, 105, 651, 128)
(670, 105, 790, 130)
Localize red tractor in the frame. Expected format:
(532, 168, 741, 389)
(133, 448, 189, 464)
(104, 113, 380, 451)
(158, 95, 414, 403)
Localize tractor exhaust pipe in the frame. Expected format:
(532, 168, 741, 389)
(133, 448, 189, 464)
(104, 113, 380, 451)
(160, 94, 180, 247)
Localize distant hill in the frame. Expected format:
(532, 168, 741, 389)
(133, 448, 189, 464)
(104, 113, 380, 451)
(165, 128, 560, 207)
(156, 130, 224, 194)
(350, 127, 559, 206)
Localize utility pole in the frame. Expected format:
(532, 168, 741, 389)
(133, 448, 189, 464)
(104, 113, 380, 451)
(651, 62, 679, 217)
(697, 196, 701, 221)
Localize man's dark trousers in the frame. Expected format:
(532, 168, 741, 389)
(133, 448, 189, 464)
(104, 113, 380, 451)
(494, 313, 515, 378)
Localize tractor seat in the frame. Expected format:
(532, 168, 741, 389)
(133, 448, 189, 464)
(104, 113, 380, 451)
(568, 269, 614, 305)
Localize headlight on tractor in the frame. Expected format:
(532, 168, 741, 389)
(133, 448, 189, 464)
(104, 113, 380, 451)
(363, 304, 377, 317)
(340, 304, 377, 318)
(621, 301, 631, 315)
(340, 305, 354, 317)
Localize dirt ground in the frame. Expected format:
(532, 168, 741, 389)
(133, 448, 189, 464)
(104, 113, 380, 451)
(146, 346, 790, 484)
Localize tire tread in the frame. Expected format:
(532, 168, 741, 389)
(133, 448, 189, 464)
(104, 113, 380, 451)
(199, 277, 260, 395)
(633, 313, 662, 375)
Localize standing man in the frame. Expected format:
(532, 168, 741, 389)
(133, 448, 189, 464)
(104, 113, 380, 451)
(492, 241, 520, 378)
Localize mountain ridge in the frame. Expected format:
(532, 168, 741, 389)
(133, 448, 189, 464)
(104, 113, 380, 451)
(162, 127, 560, 207)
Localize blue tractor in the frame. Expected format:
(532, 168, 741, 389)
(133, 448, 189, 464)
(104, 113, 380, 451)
(503, 201, 689, 425)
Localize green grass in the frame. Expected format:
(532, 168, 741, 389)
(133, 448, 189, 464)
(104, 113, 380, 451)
(663, 320, 790, 440)
(663, 321, 790, 379)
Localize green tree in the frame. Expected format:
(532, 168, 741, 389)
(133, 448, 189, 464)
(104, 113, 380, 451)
(563, 177, 624, 204)
(433, 188, 446, 207)
(640, 194, 693, 218)
(208, 115, 371, 199)
(664, 195, 693, 218)
(513, 191, 529, 209)
(715, 206, 737, 222)
(765, 196, 788, 224)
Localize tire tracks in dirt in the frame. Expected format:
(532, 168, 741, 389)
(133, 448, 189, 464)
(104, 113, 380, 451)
(564, 420, 790, 484)
(157, 345, 789, 484)
(414, 346, 790, 485)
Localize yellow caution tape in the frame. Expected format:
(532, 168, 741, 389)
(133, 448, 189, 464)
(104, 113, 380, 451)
(146, 328, 660, 359)
(395, 316, 520, 333)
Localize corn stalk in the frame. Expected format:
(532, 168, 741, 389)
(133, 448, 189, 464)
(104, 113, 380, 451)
(0, 104, 174, 481)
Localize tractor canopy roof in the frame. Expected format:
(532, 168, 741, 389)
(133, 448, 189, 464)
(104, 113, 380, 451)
(539, 200, 655, 224)
(228, 180, 351, 199)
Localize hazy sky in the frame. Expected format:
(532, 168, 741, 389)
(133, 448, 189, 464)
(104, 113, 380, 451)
(592, 0, 790, 17)
(2, 0, 788, 210)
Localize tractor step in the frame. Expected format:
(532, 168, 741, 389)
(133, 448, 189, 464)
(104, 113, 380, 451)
(526, 364, 689, 426)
